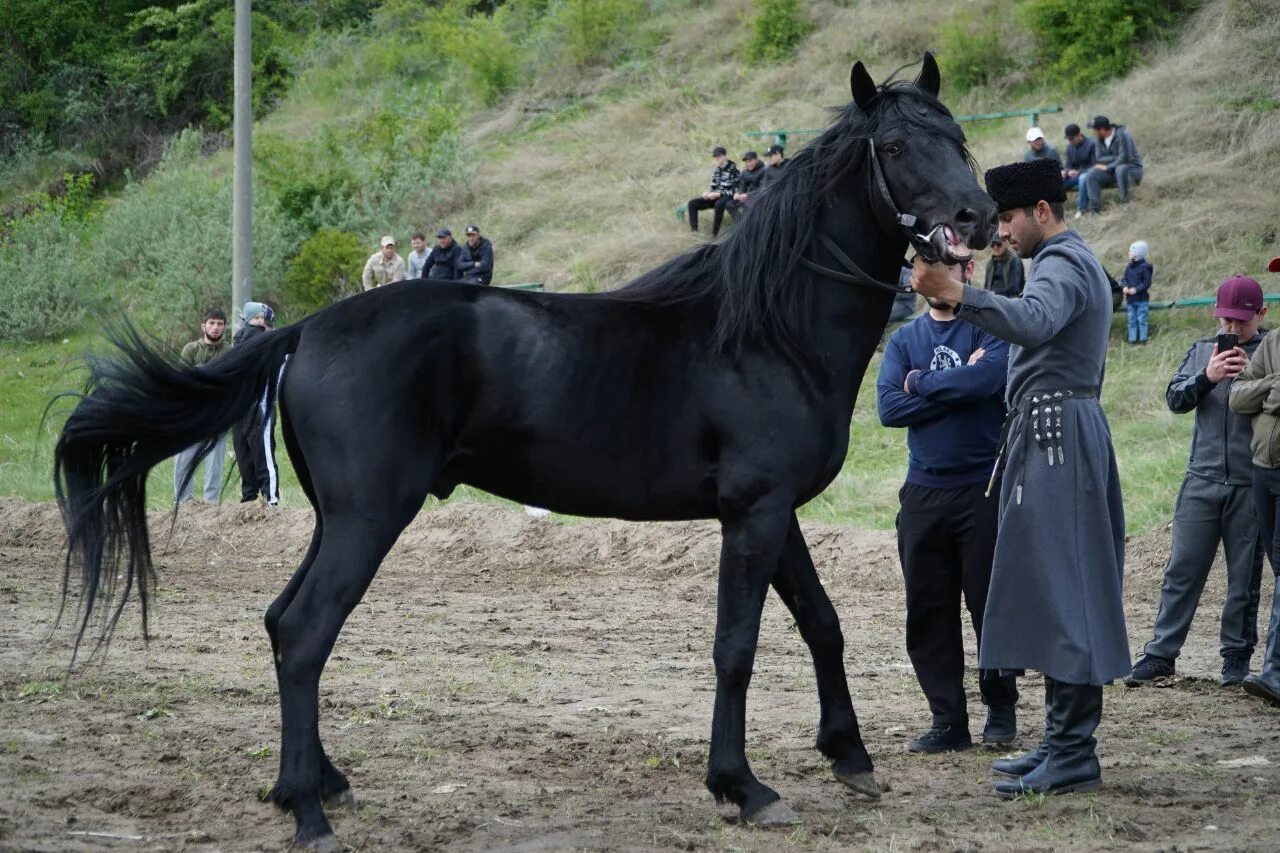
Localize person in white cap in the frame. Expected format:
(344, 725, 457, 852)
(1023, 127, 1061, 168)
(1121, 240, 1153, 345)
(362, 235, 406, 291)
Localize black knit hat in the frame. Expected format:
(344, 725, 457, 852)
(984, 158, 1066, 211)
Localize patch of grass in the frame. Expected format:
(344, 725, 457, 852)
(16, 680, 62, 700)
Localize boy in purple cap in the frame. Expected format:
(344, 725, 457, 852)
(1231, 267, 1280, 707)
(1127, 276, 1267, 688)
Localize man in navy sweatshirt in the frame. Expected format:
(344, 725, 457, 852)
(877, 257, 1019, 754)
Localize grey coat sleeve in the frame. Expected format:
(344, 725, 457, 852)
(1230, 334, 1280, 415)
(956, 252, 1090, 348)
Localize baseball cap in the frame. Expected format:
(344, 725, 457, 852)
(1064, 123, 1080, 138)
(1025, 127, 1045, 143)
(465, 224, 480, 235)
(766, 144, 785, 156)
(436, 228, 452, 237)
(1269, 256, 1280, 273)
(743, 150, 758, 161)
(711, 146, 727, 156)
(380, 235, 395, 247)
(1215, 276, 1264, 321)
(1087, 115, 1111, 130)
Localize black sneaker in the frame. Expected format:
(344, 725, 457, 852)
(1124, 654, 1175, 687)
(982, 706, 1017, 746)
(906, 722, 972, 754)
(1222, 655, 1251, 687)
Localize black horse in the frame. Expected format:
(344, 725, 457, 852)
(54, 55, 994, 848)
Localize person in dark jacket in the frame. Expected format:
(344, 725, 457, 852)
(232, 301, 281, 505)
(878, 256, 1018, 754)
(459, 224, 494, 285)
(686, 146, 740, 237)
(1083, 115, 1143, 213)
(731, 151, 767, 209)
(982, 236, 1025, 298)
(911, 158, 1128, 799)
(1127, 276, 1267, 688)
(1061, 124, 1096, 217)
(1122, 240, 1153, 344)
(761, 144, 787, 189)
(423, 228, 463, 280)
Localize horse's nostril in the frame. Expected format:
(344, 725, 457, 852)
(954, 207, 980, 227)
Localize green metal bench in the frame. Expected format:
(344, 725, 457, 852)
(746, 106, 1064, 149)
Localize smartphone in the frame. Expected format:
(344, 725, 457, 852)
(1217, 332, 1239, 353)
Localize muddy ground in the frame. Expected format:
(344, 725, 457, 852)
(1, 497, 1278, 852)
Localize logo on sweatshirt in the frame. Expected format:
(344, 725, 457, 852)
(930, 346, 962, 371)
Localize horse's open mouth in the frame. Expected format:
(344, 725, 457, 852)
(941, 225, 974, 264)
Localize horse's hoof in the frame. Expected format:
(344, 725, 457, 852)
(833, 765, 889, 799)
(744, 798, 799, 827)
(324, 789, 356, 809)
(292, 833, 341, 852)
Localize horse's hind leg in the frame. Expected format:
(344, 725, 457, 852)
(269, 498, 426, 848)
(771, 514, 884, 798)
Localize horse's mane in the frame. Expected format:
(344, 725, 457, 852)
(607, 77, 972, 357)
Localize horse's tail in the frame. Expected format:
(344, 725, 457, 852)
(53, 320, 303, 662)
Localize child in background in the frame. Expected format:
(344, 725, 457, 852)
(1123, 241, 1153, 344)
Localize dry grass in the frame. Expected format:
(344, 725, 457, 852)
(428, 0, 1279, 296)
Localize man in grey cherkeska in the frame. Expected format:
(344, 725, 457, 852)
(910, 156, 1129, 799)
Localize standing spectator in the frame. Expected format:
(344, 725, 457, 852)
(889, 266, 918, 323)
(686, 146, 740, 237)
(1061, 124, 1096, 219)
(173, 307, 230, 505)
(459, 225, 494, 285)
(1122, 241, 1153, 345)
(732, 151, 767, 209)
(232, 302, 281, 505)
(406, 232, 429, 280)
(1127, 276, 1267, 687)
(423, 228, 464, 281)
(1231, 262, 1280, 708)
(362, 235, 406, 291)
(1083, 116, 1144, 213)
(982, 236, 1026, 298)
(877, 257, 1018, 754)
(911, 158, 1129, 799)
(761, 144, 788, 189)
(1023, 127, 1061, 167)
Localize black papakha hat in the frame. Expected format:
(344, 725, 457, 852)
(984, 158, 1066, 211)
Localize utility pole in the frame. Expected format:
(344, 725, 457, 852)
(232, 0, 252, 330)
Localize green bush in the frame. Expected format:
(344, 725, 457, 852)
(747, 0, 810, 64)
(554, 0, 645, 67)
(1016, 0, 1195, 92)
(938, 6, 1016, 92)
(0, 208, 88, 341)
(282, 228, 366, 316)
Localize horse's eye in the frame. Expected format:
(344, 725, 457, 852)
(882, 143, 904, 157)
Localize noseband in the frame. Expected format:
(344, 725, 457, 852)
(798, 138, 966, 295)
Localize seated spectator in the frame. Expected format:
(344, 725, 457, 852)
(361, 235, 406, 291)
(459, 224, 494, 285)
(982, 235, 1025, 298)
(1083, 115, 1144, 213)
(1023, 127, 1061, 167)
(761, 144, 788, 189)
(406, 232, 429, 279)
(423, 228, 463, 281)
(732, 151, 766, 209)
(1122, 241, 1153, 345)
(1061, 124, 1096, 219)
(686, 146, 740, 237)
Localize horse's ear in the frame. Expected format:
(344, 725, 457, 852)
(915, 51, 941, 98)
(850, 61, 878, 111)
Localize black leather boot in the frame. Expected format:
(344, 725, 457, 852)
(992, 677, 1053, 778)
(994, 681, 1102, 798)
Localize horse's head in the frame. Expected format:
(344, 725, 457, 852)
(850, 53, 995, 265)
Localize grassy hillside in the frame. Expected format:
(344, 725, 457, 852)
(1, 0, 1277, 534)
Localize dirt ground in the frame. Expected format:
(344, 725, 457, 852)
(1, 497, 1279, 852)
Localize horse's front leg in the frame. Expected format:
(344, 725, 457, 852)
(705, 496, 795, 826)
(772, 514, 886, 799)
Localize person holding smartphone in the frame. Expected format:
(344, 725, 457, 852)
(1128, 276, 1268, 688)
